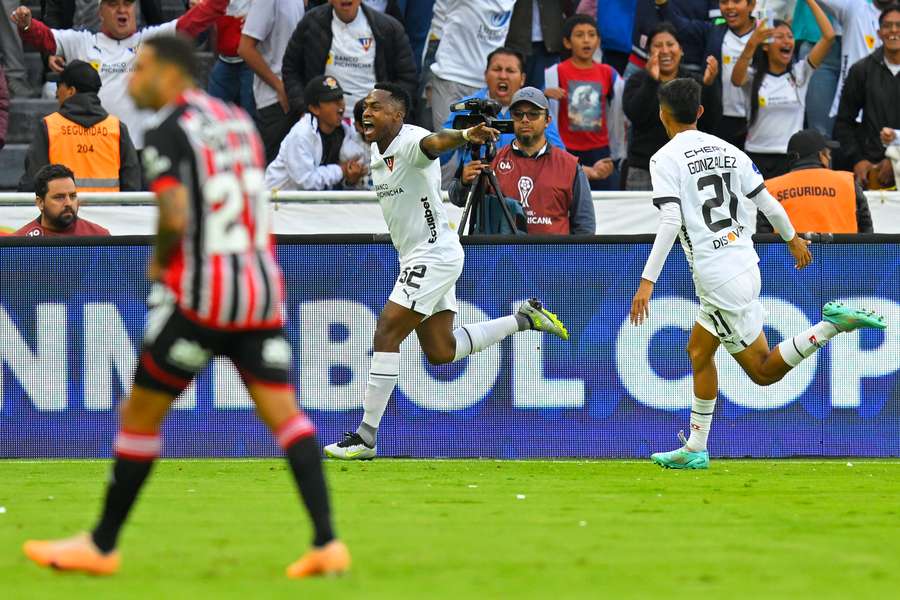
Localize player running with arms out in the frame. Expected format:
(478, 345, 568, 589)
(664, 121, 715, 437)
(324, 83, 569, 460)
(630, 78, 886, 470)
(22, 37, 349, 578)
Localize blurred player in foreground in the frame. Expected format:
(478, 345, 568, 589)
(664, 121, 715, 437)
(22, 36, 349, 578)
(324, 83, 569, 460)
(631, 78, 887, 470)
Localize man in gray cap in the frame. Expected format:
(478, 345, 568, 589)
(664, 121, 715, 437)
(449, 86, 594, 234)
(759, 129, 873, 234)
(17, 59, 140, 192)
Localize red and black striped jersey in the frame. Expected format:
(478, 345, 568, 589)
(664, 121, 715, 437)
(142, 89, 283, 330)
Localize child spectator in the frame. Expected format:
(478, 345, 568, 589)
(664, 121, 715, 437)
(656, 0, 762, 148)
(731, 0, 835, 179)
(545, 14, 624, 190)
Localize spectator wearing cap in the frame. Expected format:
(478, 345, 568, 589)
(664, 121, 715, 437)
(264, 75, 368, 191)
(11, 0, 229, 149)
(448, 87, 595, 235)
(17, 59, 140, 193)
(14, 164, 111, 236)
(760, 129, 873, 233)
(440, 47, 565, 188)
(281, 0, 417, 123)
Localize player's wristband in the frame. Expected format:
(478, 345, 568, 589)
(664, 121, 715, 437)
(461, 128, 471, 142)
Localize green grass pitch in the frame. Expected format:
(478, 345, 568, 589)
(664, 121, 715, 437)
(2, 459, 898, 599)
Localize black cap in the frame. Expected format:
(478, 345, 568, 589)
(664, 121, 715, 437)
(304, 75, 345, 107)
(59, 60, 102, 94)
(787, 129, 839, 158)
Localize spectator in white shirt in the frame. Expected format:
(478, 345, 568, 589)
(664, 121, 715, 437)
(11, 0, 228, 148)
(265, 75, 368, 191)
(819, 0, 893, 118)
(281, 0, 416, 121)
(731, 0, 835, 178)
(238, 0, 305, 164)
(429, 0, 518, 132)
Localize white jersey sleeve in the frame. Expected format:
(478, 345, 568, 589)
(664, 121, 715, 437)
(51, 29, 93, 60)
(393, 126, 434, 170)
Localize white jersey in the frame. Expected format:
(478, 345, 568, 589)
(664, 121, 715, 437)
(52, 22, 178, 149)
(819, 0, 880, 117)
(744, 59, 815, 154)
(720, 28, 755, 117)
(370, 125, 464, 263)
(649, 129, 766, 294)
(430, 0, 517, 88)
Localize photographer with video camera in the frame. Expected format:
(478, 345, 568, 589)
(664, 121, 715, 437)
(448, 87, 594, 235)
(439, 47, 566, 186)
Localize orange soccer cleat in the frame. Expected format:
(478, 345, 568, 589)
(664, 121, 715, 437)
(285, 539, 351, 578)
(23, 532, 120, 575)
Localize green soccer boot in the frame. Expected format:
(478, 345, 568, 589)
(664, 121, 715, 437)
(650, 431, 710, 469)
(518, 298, 569, 341)
(822, 302, 886, 332)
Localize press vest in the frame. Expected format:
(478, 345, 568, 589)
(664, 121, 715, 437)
(44, 112, 121, 192)
(492, 144, 578, 234)
(765, 168, 857, 233)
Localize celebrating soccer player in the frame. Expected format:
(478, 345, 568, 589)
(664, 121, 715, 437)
(630, 78, 887, 469)
(323, 83, 570, 460)
(22, 36, 349, 578)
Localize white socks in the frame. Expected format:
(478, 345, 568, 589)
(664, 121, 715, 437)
(686, 396, 716, 452)
(452, 316, 522, 361)
(777, 321, 840, 367)
(357, 351, 400, 446)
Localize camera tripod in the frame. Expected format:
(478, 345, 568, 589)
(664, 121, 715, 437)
(456, 141, 521, 236)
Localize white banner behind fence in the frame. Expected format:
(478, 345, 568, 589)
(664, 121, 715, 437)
(1, 192, 898, 235)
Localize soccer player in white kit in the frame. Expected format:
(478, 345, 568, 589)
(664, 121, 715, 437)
(324, 83, 570, 460)
(630, 78, 886, 469)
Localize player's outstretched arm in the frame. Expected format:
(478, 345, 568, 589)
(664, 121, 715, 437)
(419, 123, 500, 160)
(149, 184, 189, 281)
(749, 186, 812, 269)
(631, 201, 682, 325)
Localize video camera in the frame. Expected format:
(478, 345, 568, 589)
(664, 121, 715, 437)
(450, 98, 514, 135)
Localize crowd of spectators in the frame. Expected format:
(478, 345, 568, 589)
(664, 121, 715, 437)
(1, 0, 898, 237)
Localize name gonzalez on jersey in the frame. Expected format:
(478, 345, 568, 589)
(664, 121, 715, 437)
(685, 145, 738, 175)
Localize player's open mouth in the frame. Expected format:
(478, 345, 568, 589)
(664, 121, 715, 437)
(362, 120, 375, 135)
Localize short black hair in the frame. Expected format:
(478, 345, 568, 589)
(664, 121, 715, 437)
(374, 82, 411, 116)
(880, 3, 900, 25)
(143, 35, 199, 81)
(354, 97, 366, 123)
(485, 46, 525, 74)
(658, 78, 702, 124)
(562, 14, 599, 40)
(34, 164, 75, 199)
(647, 21, 680, 48)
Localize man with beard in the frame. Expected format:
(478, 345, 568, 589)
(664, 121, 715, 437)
(448, 87, 595, 234)
(14, 164, 110, 236)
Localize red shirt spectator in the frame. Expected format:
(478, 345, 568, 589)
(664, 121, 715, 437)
(14, 164, 111, 237)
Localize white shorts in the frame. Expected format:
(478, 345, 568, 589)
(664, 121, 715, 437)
(388, 257, 464, 316)
(696, 267, 768, 354)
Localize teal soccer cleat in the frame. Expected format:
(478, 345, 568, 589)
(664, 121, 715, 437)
(822, 302, 887, 332)
(650, 431, 710, 469)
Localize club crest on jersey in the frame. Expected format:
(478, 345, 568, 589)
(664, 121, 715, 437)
(383, 156, 395, 171)
(517, 176, 534, 207)
(358, 37, 373, 52)
(712, 225, 746, 249)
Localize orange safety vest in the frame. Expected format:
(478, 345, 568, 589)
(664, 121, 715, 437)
(44, 112, 121, 192)
(764, 168, 858, 233)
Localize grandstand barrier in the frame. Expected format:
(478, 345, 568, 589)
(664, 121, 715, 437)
(0, 234, 898, 458)
(2, 191, 900, 235)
